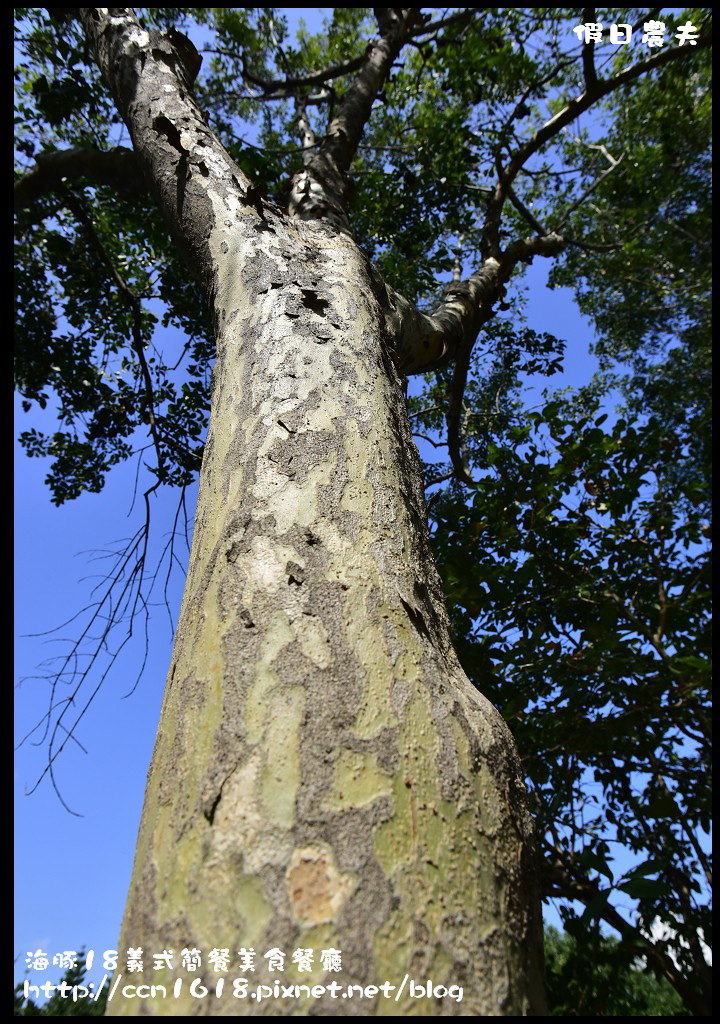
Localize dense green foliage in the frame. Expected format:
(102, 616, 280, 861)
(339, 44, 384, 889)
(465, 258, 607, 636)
(401, 10, 712, 1008)
(425, 389, 711, 1002)
(15, 7, 711, 1014)
(543, 926, 689, 1015)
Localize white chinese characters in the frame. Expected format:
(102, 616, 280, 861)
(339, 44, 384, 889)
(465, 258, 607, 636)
(24, 946, 346, 976)
(572, 21, 699, 47)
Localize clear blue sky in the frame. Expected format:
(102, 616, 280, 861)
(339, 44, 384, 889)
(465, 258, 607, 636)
(15, 7, 612, 988)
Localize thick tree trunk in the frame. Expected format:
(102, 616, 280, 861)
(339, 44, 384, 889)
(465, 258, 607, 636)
(107, 215, 545, 1015)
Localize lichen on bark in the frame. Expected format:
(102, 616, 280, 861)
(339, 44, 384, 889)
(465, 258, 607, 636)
(107, 208, 544, 1015)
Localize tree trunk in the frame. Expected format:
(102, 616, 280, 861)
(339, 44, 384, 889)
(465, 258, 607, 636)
(107, 214, 545, 1015)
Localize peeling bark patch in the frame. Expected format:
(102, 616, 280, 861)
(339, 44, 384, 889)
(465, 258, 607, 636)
(286, 561, 305, 586)
(150, 45, 176, 70)
(300, 288, 329, 316)
(287, 846, 351, 926)
(152, 114, 184, 153)
(400, 597, 430, 639)
(243, 183, 265, 218)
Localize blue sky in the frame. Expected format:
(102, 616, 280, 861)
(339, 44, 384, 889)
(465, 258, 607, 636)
(14, 6, 650, 990)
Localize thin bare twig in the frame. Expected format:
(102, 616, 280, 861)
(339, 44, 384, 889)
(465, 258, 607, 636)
(554, 151, 625, 231)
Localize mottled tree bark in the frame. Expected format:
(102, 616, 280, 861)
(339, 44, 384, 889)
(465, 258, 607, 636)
(74, 8, 545, 1016)
(107, 214, 545, 1015)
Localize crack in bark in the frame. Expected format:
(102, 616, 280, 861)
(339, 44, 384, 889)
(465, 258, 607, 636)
(203, 790, 222, 825)
(202, 763, 241, 825)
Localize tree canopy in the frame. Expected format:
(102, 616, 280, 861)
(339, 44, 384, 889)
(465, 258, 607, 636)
(15, 7, 711, 1014)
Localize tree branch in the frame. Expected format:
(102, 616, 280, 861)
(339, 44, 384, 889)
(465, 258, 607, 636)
(14, 146, 145, 212)
(483, 31, 712, 257)
(445, 342, 480, 485)
(561, 235, 623, 253)
(288, 8, 423, 229)
(554, 149, 625, 231)
(388, 231, 565, 377)
(77, 7, 257, 296)
(411, 8, 480, 42)
(507, 185, 548, 236)
(386, 231, 564, 484)
(223, 48, 368, 93)
(517, 35, 712, 177)
(541, 845, 708, 1015)
(581, 7, 598, 90)
(294, 93, 318, 158)
(389, 27, 711, 479)
(208, 8, 480, 104)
